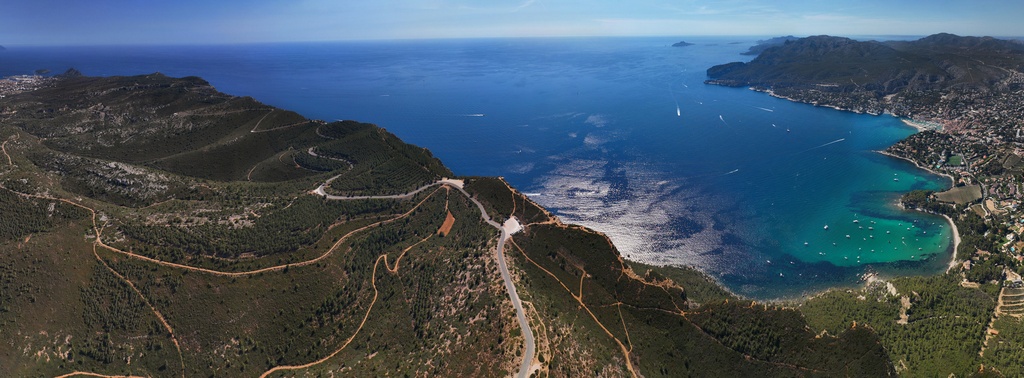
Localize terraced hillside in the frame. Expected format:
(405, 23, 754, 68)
(1000, 287, 1024, 317)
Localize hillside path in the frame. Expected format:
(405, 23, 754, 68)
(315, 178, 535, 378)
(29, 176, 534, 378)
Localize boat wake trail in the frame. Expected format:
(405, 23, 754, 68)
(798, 138, 846, 153)
(754, 106, 775, 112)
(719, 115, 728, 125)
(812, 138, 846, 149)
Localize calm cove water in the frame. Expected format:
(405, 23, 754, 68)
(1, 37, 953, 299)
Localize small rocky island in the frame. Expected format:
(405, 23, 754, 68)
(671, 40, 694, 47)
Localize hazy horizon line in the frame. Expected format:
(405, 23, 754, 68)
(4, 32, 1023, 48)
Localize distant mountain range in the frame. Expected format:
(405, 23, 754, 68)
(707, 33, 1024, 94)
(741, 35, 799, 55)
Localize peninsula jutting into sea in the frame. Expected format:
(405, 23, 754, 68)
(1, 33, 1023, 377)
(707, 33, 1024, 284)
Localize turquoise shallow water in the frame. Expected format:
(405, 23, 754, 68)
(0, 37, 952, 299)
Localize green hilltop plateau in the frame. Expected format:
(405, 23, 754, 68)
(0, 67, 1021, 376)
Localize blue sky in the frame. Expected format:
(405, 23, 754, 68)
(2, 0, 1021, 45)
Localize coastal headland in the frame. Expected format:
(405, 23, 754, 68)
(708, 33, 1024, 286)
(1, 32, 1022, 376)
(0, 71, 899, 376)
(705, 33, 1024, 375)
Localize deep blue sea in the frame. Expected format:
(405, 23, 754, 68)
(0, 37, 954, 299)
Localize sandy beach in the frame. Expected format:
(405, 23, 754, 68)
(942, 213, 962, 273)
(875, 150, 962, 273)
(901, 118, 944, 132)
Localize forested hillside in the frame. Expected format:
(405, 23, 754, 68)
(0, 73, 897, 376)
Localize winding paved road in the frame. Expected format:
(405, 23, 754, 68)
(496, 226, 536, 378)
(316, 179, 536, 378)
(312, 177, 455, 200)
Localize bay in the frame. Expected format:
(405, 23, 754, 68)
(0, 37, 953, 299)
